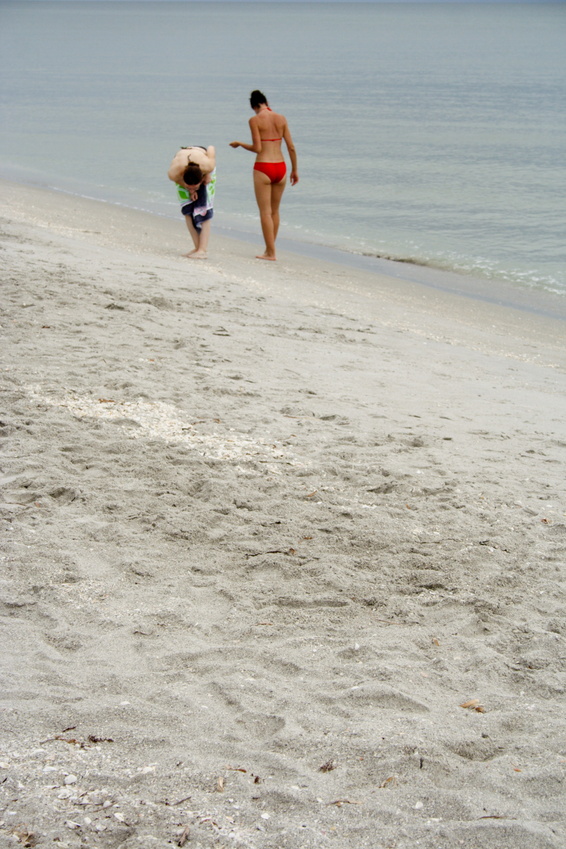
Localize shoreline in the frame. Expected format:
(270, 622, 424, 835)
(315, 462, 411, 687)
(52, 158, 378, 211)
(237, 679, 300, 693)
(1, 177, 565, 848)
(217, 224, 566, 323)
(2, 177, 565, 371)
(2, 176, 565, 371)
(2, 173, 565, 322)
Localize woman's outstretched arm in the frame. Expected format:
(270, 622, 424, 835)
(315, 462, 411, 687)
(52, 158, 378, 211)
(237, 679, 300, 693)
(230, 117, 262, 153)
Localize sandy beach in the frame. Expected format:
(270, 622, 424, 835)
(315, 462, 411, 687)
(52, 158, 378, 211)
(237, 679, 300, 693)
(1, 178, 565, 849)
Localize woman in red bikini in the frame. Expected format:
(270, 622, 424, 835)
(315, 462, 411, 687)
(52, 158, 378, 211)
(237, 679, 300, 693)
(230, 90, 298, 261)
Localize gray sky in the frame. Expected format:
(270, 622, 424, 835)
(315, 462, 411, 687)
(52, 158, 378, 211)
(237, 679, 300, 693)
(24, 0, 561, 2)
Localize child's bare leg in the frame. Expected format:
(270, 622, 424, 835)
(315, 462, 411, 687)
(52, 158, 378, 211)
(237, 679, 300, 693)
(189, 219, 211, 259)
(184, 216, 199, 256)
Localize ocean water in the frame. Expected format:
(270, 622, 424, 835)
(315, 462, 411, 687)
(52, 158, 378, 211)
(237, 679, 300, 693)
(1, 1, 565, 301)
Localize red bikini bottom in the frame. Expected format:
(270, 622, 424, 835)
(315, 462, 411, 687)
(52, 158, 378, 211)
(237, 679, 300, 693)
(254, 161, 287, 184)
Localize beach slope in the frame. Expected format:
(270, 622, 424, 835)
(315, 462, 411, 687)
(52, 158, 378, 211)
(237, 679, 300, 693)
(1, 181, 565, 849)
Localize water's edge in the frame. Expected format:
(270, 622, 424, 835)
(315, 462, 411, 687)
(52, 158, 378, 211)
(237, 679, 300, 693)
(4, 174, 566, 324)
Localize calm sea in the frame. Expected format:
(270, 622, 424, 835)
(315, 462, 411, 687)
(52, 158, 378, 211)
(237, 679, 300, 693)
(1, 1, 565, 303)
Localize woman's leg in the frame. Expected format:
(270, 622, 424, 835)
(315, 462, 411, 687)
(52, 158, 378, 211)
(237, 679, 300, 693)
(253, 170, 286, 260)
(270, 179, 286, 245)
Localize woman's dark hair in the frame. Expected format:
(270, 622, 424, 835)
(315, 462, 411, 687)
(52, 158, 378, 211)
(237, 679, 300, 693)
(250, 89, 267, 109)
(183, 163, 204, 186)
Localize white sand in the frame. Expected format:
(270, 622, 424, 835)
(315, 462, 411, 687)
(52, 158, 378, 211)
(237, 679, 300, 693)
(1, 179, 565, 849)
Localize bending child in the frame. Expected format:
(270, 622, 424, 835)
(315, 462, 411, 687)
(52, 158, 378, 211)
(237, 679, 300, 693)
(168, 145, 216, 259)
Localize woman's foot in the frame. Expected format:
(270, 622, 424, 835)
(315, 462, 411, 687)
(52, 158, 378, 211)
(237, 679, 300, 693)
(256, 253, 276, 261)
(186, 249, 208, 259)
